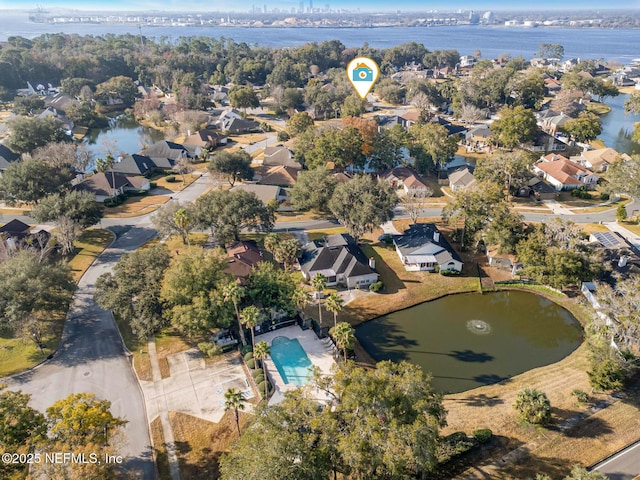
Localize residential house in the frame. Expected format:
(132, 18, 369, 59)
(110, 154, 160, 176)
(399, 111, 421, 130)
(572, 148, 631, 173)
(299, 234, 378, 289)
(230, 183, 290, 209)
(0, 218, 51, 252)
(0, 144, 20, 174)
(43, 92, 80, 115)
(539, 111, 572, 136)
(140, 140, 192, 162)
(211, 108, 259, 133)
(393, 223, 463, 272)
(37, 107, 73, 132)
(74, 172, 150, 202)
(543, 77, 562, 95)
(380, 166, 430, 196)
(224, 240, 263, 283)
(533, 157, 599, 190)
(465, 125, 493, 151)
(255, 165, 299, 186)
(588, 231, 640, 274)
(260, 147, 302, 169)
(183, 130, 228, 156)
(525, 130, 568, 153)
(517, 177, 557, 201)
(448, 167, 476, 192)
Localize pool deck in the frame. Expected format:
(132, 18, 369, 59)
(256, 326, 338, 405)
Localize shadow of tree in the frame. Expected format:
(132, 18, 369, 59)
(450, 349, 494, 363)
(449, 393, 505, 408)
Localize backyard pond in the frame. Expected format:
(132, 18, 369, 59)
(356, 291, 582, 394)
(83, 115, 165, 169)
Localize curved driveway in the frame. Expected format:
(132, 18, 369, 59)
(0, 178, 635, 479)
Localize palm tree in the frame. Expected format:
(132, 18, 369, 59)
(291, 286, 311, 314)
(325, 293, 344, 327)
(173, 208, 192, 245)
(224, 387, 246, 437)
(222, 281, 247, 346)
(330, 322, 355, 362)
(311, 273, 327, 326)
(240, 305, 260, 352)
(254, 340, 271, 400)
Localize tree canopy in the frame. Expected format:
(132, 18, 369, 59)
(329, 174, 398, 243)
(220, 360, 446, 480)
(491, 105, 538, 149)
(207, 150, 253, 186)
(0, 158, 73, 204)
(94, 244, 171, 339)
(31, 190, 103, 255)
(195, 188, 274, 244)
(289, 168, 338, 212)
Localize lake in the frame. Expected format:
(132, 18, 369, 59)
(83, 116, 165, 169)
(599, 93, 640, 155)
(356, 291, 582, 393)
(1, 12, 639, 63)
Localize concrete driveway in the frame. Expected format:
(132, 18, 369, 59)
(141, 350, 254, 424)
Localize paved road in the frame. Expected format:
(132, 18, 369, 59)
(3, 174, 214, 479)
(593, 440, 640, 480)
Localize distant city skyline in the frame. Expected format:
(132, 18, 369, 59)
(0, 0, 638, 11)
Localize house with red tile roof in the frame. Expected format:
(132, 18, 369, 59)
(533, 157, 599, 191)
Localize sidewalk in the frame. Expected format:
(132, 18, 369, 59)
(542, 200, 574, 215)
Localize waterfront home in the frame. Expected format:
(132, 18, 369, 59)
(299, 234, 378, 289)
(448, 167, 476, 192)
(486, 245, 522, 277)
(74, 172, 150, 202)
(572, 148, 631, 173)
(183, 129, 228, 155)
(393, 223, 463, 273)
(110, 153, 162, 176)
(224, 240, 263, 284)
(140, 140, 192, 162)
(533, 157, 599, 190)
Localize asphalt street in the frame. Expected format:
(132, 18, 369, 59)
(593, 440, 640, 480)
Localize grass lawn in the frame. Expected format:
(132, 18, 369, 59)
(620, 221, 640, 236)
(103, 194, 170, 218)
(113, 312, 153, 382)
(67, 229, 114, 282)
(0, 229, 113, 377)
(307, 226, 347, 241)
(567, 196, 631, 214)
(154, 173, 200, 192)
(170, 410, 252, 480)
(586, 101, 612, 115)
(151, 416, 172, 480)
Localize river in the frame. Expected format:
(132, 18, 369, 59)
(1, 12, 639, 63)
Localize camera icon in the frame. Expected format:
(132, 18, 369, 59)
(352, 65, 373, 82)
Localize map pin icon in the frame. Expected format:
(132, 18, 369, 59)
(347, 57, 380, 100)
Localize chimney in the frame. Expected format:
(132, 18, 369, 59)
(369, 257, 375, 269)
(618, 256, 628, 268)
(433, 231, 440, 243)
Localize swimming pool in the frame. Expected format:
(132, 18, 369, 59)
(270, 336, 313, 386)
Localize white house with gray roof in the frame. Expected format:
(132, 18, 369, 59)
(393, 223, 463, 272)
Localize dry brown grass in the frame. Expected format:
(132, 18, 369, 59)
(103, 194, 170, 218)
(67, 229, 114, 282)
(155, 331, 196, 379)
(228, 133, 267, 145)
(150, 417, 172, 480)
(620, 221, 640, 235)
(155, 173, 200, 192)
(170, 410, 252, 480)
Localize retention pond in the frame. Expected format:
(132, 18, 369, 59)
(356, 291, 582, 393)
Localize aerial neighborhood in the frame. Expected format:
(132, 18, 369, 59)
(1, 16, 640, 480)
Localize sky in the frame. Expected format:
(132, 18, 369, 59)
(0, 0, 638, 11)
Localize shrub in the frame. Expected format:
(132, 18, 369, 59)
(165, 175, 177, 183)
(440, 269, 460, 276)
(472, 428, 493, 444)
(513, 388, 551, 425)
(149, 181, 158, 189)
(600, 192, 610, 201)
(126, 189, 148, 197)
(251, 369, 264, 380)
(198, 341, 223, 358)
(246, 358, 255, 369)
(588, 357, 626, 391)
(436, 431, 476, 463)
(103, 194, 126, 207)
(570, 186, 591, 199)
(253, 374, 265, 384)
(241, 345, 253, 356)
(571, 389, 590, 405)
(243, 351, 254, 361)
(617, 203, 628, 222)
(277, 131, 290, 142)
(257, 380, 272, 396)
(369, 281, 384, 292)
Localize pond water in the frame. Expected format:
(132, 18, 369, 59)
(598, 93, 640, 155)
(83, 116, 165, 169)
(356, 291, 582, 394)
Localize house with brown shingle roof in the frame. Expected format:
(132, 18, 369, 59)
(224, 240, 263, 283)
(572, 148, 631, 173)
(255, 165, 299, 186)
(74, 172, 150, 202)
(379, 166, 430, 196)
(533, 157, 599, 191)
